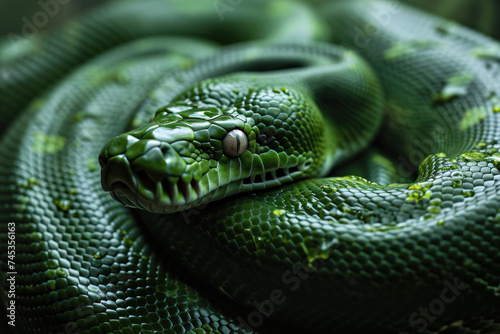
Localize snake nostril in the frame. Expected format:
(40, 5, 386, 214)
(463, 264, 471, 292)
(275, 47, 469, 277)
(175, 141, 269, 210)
(101, 155, 136, 191)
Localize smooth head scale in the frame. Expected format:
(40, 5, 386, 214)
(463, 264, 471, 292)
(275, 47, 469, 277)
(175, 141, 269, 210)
(99, 78, 328, 213)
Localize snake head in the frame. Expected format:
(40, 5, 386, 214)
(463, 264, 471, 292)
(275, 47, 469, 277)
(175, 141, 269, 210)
(99, 80, 329, 213)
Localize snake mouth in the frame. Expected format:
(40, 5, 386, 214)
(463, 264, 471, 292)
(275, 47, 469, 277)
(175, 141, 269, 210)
(100, 154, 203, 213)
(101, 152, 302, 213)
(100, 133, 306, 213)
(102, 171, 203, 213)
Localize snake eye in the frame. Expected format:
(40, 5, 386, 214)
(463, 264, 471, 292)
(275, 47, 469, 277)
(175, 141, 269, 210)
(223, 129, 248, 158)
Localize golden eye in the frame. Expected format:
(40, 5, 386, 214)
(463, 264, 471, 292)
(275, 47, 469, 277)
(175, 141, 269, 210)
(223, 129, 248, 158)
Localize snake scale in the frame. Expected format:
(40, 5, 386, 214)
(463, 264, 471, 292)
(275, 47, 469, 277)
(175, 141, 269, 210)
(1, 0, 500, 333)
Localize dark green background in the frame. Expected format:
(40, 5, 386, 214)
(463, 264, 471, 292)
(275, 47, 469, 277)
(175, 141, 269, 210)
(1, 1, 500, 40)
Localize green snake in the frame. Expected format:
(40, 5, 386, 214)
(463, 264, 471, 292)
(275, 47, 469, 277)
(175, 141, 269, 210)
(1, 0, 500, 333)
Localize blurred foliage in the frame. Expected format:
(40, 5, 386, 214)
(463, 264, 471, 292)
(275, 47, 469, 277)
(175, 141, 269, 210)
(0, 0, 110, 36)
(1, 0, 499, 41)
(410, 0, 500, 41)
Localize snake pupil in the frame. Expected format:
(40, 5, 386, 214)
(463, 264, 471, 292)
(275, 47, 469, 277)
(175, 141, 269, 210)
(223, 129, 248, 158)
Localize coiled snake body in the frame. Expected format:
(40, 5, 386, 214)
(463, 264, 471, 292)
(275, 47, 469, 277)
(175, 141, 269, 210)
(1, 1, 499, 333)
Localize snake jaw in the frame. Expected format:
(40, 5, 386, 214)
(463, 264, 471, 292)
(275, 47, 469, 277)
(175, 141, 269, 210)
(240, 164, 302, 187)
(99, 134, 201, 212)
(100, 136, 306, 213)
(99, 120, 318, 213)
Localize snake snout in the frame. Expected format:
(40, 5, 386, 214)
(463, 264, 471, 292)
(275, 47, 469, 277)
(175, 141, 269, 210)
(100, 133, 202, 212)
(99, 133, 139, 192)
(100, 154, 138, 207)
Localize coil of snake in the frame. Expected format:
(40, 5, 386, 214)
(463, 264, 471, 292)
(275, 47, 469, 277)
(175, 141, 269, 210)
(1, 0, 499, 333)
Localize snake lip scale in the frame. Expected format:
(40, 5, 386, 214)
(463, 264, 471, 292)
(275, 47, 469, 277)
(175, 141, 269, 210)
(99, 130, 305, 213)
